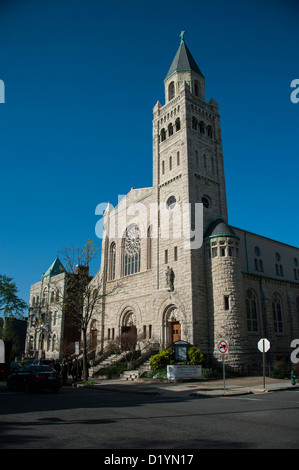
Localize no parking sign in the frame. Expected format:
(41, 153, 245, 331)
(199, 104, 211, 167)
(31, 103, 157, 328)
(217, 339, 229, 392)
(218, 339, 229, 355)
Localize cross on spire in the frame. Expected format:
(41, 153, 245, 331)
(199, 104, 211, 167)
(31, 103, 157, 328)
(179, 30, 186, 44)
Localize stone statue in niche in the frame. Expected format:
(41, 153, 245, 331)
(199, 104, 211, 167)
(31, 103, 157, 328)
(166, 266, 175, 291)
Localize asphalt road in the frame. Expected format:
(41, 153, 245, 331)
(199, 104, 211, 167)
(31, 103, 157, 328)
(1, 384, 299, 450)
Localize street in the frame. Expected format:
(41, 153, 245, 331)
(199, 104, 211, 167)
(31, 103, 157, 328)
(1, 383, 299, 450)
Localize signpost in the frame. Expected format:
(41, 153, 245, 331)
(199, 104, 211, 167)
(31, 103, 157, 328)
(218, 339, 229, 391)
(0, 339, 5, 364)
(257, 338, 270, 389)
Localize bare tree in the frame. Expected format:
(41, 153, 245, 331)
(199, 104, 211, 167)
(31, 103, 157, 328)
(59, 239, 119, 381)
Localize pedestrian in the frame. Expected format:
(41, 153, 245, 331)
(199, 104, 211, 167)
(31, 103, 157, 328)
(61, 360, 68, 385)
(78, 359, 82, 381)
(72, 360, 78, 382)
(54, 360, 61, 373)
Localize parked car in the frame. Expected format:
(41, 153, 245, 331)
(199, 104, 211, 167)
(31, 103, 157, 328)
(0, 362, 19, 380)
(0, 365, 9, 380)
(7, 364, 63, 393)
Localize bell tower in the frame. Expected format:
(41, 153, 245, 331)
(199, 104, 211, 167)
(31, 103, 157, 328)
(152, 32, 229, 348)
(153, 32, 228, 232)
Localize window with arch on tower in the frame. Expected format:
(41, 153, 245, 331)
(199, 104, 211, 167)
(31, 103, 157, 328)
(168, 82, 175, 101)
(199, 121, 205, 134)
(206, 125, 213, 138)
(161, 128, 166, 142)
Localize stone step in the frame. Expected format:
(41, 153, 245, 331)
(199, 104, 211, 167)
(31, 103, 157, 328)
(120, 370, 140, 381)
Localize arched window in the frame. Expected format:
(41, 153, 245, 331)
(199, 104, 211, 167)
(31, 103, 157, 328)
(246, 289, 259, 333)
(194, 80, 201, 97)
(199, 121, 205, 134)
(207, 125, 213, 138)
(93, 288, 98, 300)
(175, 118, 181, 131)
(52, 334, 56, 352)
(161, 128, 166, 142)
(168, 122, 173, 137)
(109, 242, 116, 280)
(147, 226, 152, 270)
(168, 82, 175, 101)
(192, 117, 197, 130)
(42, 288, 47, 306)
(272, 293, 284, 334)
(50, 291, 55, 303)
(254, 247, 264, 272)
(123, 225, 141, 276)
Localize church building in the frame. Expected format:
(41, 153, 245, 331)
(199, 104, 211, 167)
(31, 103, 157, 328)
(27, 33, 299, 373)
(89, 32, 299, 373)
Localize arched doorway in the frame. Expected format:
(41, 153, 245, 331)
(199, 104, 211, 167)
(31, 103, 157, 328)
(90, 320, 98, 352)
(163, 305, 182, 347)
(121, 311, 137, 350)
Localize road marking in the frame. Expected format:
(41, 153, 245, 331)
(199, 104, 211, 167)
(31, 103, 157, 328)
(222, 397, 263, 401)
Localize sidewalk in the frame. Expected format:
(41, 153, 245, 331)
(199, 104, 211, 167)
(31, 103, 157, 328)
(80, 375, 299, 398)
(1, 375, 298, 398)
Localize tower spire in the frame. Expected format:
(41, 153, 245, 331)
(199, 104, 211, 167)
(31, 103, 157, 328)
(165, 33, 204, 81)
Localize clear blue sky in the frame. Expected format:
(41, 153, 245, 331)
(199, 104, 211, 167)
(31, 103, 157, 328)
(0, 0, 298, 306)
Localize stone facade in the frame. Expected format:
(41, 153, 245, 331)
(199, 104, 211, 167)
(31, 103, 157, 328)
(25, 259, 88, 360)
(89, 35, 299, 374)
(27, 35, 299, 373)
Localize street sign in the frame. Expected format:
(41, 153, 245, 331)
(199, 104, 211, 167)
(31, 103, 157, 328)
(258, 338, 270, 353)
(217, 339, 229, 392)
(257, 338, 270, 390)
(0, 339, 4, 363)
(218, 339, 229, 355)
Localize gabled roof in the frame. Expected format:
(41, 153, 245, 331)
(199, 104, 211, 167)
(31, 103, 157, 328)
(42, 257, 66, 279)
(165, 33, 204, 81)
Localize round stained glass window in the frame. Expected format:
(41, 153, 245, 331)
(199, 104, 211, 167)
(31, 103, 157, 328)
(202, 196, 210, 208)
(166, 196, 176, 210)
(125, 225, 140, 255)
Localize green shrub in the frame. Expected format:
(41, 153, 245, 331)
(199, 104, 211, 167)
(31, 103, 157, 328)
(270, 361, 289, 379)
(188, 346, 204, 365)
(150, 348, 173, 371)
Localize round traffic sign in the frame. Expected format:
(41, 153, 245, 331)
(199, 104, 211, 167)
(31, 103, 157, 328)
(257, 338, 270, 353)
(218, 339, 229, 354)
